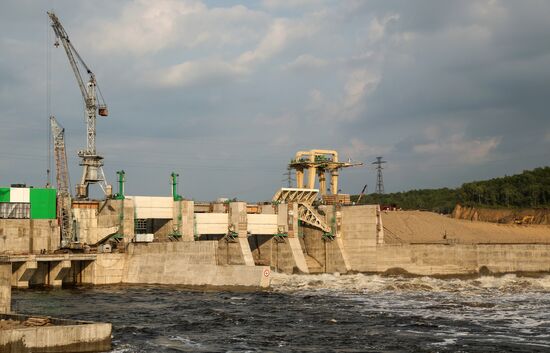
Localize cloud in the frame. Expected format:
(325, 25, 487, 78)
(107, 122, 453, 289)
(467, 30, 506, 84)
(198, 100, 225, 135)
(152, 58, 247, 87)
(305, 69, 380, 122)
(89, 0, 267, 55)
(413, 134, 501, 165)
(340, 138, 392, 162)
(236, 17, 319, 66)
(2, 1, 550, 199)
(261, 0, 327, 10)
(282, 54, 327, 71)
(367, 13, 400, 43)
(343, 69, 380, 110)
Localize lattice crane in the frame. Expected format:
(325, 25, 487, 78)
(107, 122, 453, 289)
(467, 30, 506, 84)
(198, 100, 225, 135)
(48, 11, 112, 199)
(50, 116, 75, 247)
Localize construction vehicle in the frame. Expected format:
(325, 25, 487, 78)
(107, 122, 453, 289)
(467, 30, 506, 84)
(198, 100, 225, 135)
(50, 116, 77, 248)
(48, 12, 112, 200)
(514, 215, 534, 225)
(356, 184, 368, 204)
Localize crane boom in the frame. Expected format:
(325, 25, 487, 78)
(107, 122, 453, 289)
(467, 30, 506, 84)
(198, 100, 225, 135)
(47, 12, 90, 106)
(48, 11, 111, 199)
(50, 116, 74, 247)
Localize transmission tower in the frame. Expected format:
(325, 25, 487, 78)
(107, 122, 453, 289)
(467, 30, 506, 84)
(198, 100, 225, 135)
(372, 156, 387, 194)
(283, 167, 295, 188)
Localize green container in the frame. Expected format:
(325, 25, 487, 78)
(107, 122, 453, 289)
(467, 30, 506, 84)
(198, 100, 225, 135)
(30, 188, 57, 219)
(0, 188, 9, 202)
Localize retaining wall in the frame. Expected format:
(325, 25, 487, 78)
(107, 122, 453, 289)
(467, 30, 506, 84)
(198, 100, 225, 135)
(80, 242, 270, 288)
(0, 220, 59, 254)
(370, 243, 550, 275)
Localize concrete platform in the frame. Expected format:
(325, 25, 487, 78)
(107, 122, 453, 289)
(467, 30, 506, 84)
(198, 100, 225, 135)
(0, 313, 111, 353)
(1, 262, 112, 353)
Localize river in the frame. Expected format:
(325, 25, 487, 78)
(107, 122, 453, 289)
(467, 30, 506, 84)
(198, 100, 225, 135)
(11, 273, 550, 352)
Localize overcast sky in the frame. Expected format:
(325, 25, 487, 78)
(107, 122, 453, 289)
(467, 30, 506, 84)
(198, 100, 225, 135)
(0, 0, 549, 201)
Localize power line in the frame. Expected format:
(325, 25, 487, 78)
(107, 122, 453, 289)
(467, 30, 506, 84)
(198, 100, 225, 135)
(372, 156, 387, 194)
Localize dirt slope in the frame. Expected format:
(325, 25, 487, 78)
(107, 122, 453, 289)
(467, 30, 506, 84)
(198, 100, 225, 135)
(382, 210, 550, 244)
(452, 205, 550, 225)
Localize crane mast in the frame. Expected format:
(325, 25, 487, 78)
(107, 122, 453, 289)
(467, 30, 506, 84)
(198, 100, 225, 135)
(48, 11, 112, 199)
(50, 116, 75, 247)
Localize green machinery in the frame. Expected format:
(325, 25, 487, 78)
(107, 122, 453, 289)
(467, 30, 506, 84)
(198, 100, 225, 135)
(111, 170, 126, 242)
(113, 170, 125, 200)
(170, 172, 183, 239)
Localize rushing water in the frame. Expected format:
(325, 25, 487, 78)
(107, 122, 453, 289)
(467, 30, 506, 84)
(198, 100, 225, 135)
(11, 273, 550, 352)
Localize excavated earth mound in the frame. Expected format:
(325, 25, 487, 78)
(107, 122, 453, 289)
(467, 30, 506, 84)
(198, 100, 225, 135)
(382, 210, 550, 244)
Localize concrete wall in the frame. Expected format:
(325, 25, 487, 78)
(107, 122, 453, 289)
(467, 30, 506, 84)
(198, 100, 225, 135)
(217, 239, 248, 265)
(133, 196, 173, 219)
(248, 235, 310, 274)
(0, 314, 111, 353)
(74, 199, 132, 245)
(0, 219, 58, 254)
(123, 242, 269, 288)
(372, 244, 550, 275)
(195, 213, 228, 234)
(248, 214, 278, 235)
(300, 225, 348, 273)
(78, 242, 270, 288)
(340, 205, 380, 272)
(81, 253, 126, 285)
(0, 262, 10, 313)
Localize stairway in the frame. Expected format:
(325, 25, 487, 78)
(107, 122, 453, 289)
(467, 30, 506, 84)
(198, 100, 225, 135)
(304, 255, 324, 274)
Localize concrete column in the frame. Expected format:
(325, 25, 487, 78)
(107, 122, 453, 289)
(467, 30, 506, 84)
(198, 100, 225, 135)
(287, 203, 299, 238)
(324, 205, 351, 272)
(172, 200, 185, 240)
(229, 202, 254, 266)
(276, 203, 289, 234)
(318, 170, 326, 195)
(330, 171, 339, 194)
(11, 260, 37, 288)
(296, 169, 304, 188)
(47, 260, 71, 287)
(182, 200, 195, 241)
(0, 262, 11, 313)
(287, 238, 309, 274)
(276, 203, 308, 273)
(307, 166, 316, 189)
(376, 205, 384, 245)
(123, 198, 136, 243)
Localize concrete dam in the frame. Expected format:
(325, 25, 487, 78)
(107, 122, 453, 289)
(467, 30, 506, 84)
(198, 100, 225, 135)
(2, 185, 550, 292)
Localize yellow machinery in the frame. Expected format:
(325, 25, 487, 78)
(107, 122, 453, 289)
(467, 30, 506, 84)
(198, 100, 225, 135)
(514, 215, 534, 225)
(288, 149, 362, 195)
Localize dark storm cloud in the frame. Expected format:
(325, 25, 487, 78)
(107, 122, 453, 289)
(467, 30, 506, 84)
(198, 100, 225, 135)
(0, 1, 548, 200)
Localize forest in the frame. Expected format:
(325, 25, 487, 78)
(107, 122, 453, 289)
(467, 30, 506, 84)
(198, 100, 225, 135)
(352, 167, 550, 213)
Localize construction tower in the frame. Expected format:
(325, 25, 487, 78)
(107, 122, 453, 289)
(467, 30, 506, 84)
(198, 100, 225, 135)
(48, 12, 112, 199)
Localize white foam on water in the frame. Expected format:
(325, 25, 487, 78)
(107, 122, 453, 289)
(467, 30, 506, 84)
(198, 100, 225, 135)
(270, 272, 550, 294)
(430, 338, 457, 347)
(109, 345, 136, 353)
(168, 335, 203, 348)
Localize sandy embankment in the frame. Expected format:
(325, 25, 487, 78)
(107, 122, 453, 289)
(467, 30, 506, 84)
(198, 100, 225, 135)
(382, 210, 550, 244)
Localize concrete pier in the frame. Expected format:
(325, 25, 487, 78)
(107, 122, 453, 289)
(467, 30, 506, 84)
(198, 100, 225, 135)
(10, 261, 36, 289)
(4, 254, 96, 288)
(0, 262, 10, 313)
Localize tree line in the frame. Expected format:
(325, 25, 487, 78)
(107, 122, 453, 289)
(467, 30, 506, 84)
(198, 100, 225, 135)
(352, 166, 550, 213)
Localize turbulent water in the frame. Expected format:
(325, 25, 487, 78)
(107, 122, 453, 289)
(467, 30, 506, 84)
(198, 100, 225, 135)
(12, 273, 550, 352)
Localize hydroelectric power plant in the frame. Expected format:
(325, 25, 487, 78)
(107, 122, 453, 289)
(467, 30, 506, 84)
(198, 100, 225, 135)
(1, 10, 550, 353)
